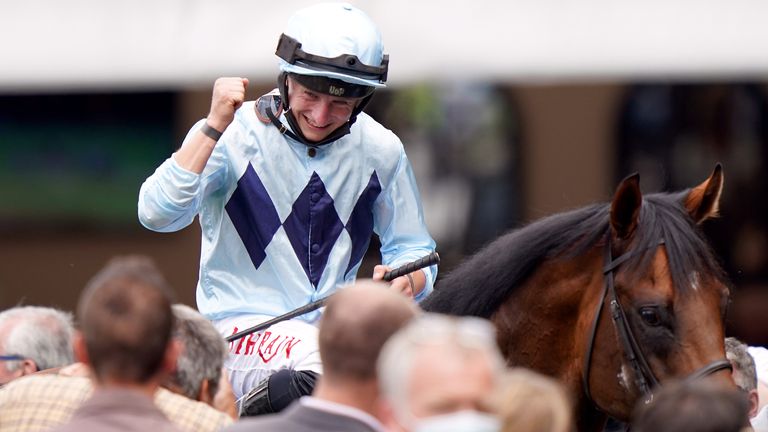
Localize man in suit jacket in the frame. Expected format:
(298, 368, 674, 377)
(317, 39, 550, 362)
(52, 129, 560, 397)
(224, 280, 418, 432)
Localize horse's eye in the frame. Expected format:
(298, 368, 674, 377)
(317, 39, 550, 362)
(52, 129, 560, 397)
(639, 307, 661, 326)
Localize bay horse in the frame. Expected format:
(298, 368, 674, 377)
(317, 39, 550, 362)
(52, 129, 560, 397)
(421, 165, 734, 431)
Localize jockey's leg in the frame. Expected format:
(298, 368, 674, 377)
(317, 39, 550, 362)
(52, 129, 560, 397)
(213, 315, 323, 400)
(238, 369, 319, 416)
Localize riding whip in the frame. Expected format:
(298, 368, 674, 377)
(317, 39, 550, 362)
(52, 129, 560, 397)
(225, 252, 440, 342)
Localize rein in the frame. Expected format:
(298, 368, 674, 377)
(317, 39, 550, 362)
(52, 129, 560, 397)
(581, 233, 732, 410)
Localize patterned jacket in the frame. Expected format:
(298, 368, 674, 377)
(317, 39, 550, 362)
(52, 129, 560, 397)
(138, 102, 436, 321)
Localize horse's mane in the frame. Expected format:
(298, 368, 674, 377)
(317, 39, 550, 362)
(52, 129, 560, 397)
(421, 190, 726, 318)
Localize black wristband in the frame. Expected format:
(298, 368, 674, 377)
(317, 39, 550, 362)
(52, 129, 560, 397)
(201, 122, 223, 141)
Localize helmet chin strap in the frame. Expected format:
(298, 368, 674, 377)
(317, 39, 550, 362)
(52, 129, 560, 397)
(267, 72, 373, 147)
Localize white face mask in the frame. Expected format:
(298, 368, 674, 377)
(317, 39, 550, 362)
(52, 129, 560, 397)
(412, 410, 501, 432)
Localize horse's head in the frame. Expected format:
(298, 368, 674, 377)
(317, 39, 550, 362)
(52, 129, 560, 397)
(422, 163, 736, 431)
(586, 164, 734, 419)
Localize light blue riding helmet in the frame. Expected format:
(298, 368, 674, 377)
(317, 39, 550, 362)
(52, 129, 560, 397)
(264, 3, 389, 146)
(276, 2, 389, 89)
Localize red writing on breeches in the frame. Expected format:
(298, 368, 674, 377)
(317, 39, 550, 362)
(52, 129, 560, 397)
(228, 328, 302, 363)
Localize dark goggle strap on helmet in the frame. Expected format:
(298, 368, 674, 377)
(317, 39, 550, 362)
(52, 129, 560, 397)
(276, 33, 389, 83)
(291, 73, 374, 99)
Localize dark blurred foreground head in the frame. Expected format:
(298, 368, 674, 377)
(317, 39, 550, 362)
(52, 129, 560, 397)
(76, 255, 176, 386)
(632, 379, 749, 432)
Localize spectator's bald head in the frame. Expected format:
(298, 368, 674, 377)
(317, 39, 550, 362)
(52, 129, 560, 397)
(319, 280, 418, 382)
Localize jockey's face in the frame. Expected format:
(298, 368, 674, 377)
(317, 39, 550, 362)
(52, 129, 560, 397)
(287, 77, 361, 142)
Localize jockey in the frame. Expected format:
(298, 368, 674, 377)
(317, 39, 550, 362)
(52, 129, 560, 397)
(137, 2, 437, 414)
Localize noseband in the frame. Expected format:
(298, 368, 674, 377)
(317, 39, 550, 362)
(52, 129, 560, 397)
(581, 233, 732, 409)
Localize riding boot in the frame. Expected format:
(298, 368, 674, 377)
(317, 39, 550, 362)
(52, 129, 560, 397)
(239, 369, 319, 417)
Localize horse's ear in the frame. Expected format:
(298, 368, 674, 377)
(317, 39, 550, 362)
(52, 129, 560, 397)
(684, 163, 724, 224)
(610, 173, 642, 240)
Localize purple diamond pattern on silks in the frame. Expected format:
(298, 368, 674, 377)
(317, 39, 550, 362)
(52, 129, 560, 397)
(344, 171, 382, 276)
(283, 172, 345, 288)
(225, 164, 282, 270)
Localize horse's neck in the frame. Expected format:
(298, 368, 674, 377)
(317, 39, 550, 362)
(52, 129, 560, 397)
(494, 247, 602, 329)
(491, 248, 604, 388)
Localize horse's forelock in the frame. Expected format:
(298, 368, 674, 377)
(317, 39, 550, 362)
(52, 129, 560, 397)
(622, 193, 726, 294)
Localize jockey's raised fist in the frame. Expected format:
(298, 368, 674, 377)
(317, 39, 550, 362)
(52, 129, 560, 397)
(208, 77, 249, 131)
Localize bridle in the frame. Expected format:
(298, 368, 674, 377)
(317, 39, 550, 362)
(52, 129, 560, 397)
(581, 232, 732, 410)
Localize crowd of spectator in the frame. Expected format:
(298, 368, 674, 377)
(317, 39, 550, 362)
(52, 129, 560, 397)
(0, 255, 763, 432)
